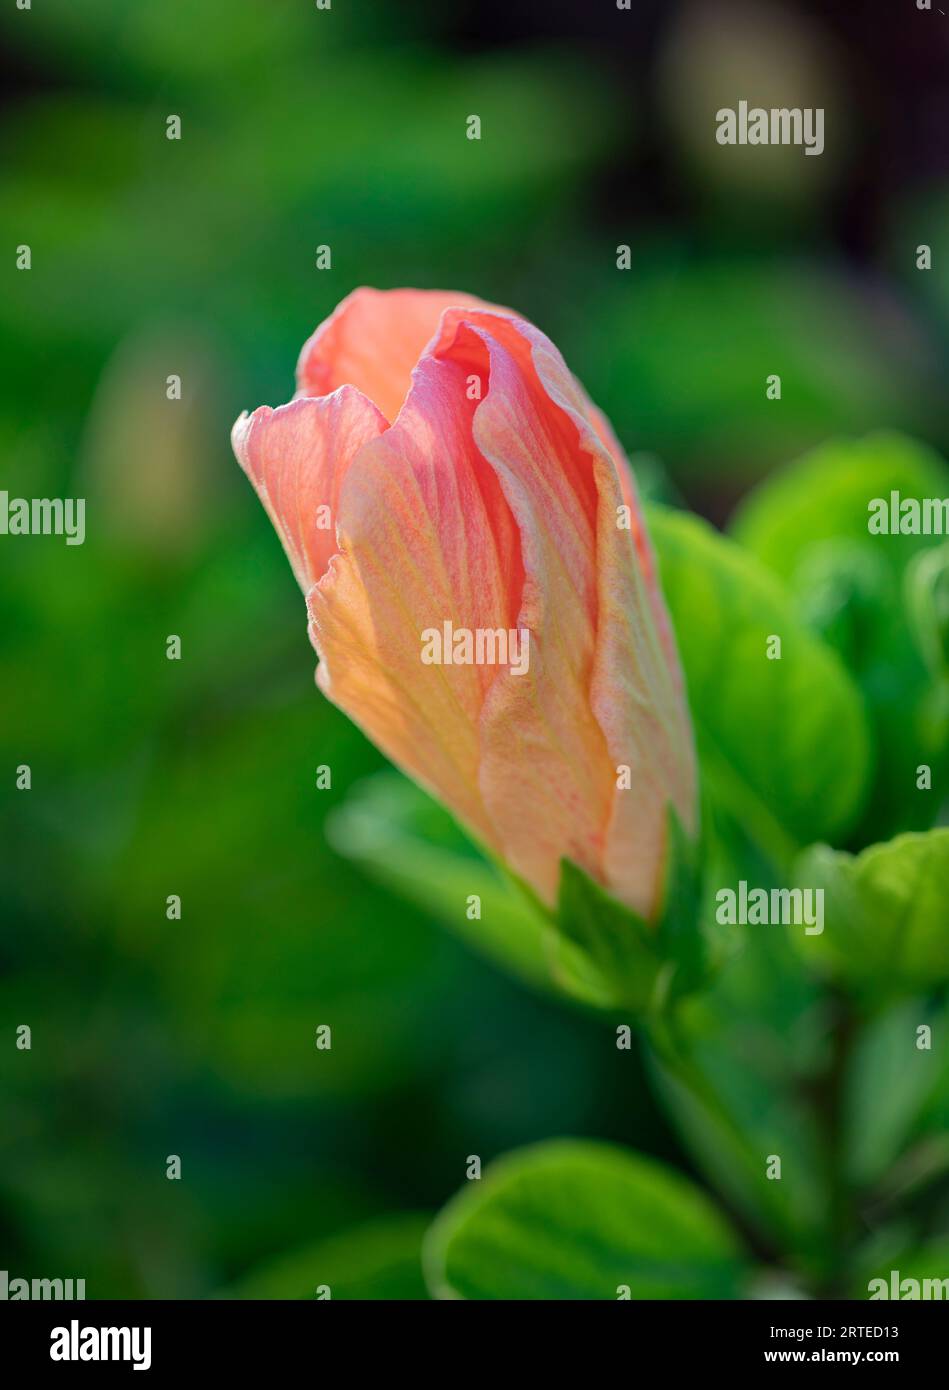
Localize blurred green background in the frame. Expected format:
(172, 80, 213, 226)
(1, 0, 946, 1297)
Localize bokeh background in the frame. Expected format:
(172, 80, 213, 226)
(1, 0, 946, 1297)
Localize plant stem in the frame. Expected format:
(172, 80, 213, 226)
(811, 990, 860, 1295)
(647, 1007, 786, 1267)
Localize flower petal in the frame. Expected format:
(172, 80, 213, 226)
(435, 310, 696, 916)
(307, 344, 521, 850)
(232, 386, 387, 592)
(239, 291, 697, 922)
(295, 287, 494, 423)
(588, 402, 684, 693)
(520, 322, 697, 913)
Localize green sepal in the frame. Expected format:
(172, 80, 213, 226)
(554, 806, 704, 1015)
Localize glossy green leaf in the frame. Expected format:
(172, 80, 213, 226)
(731, 434, 949, 837)
(731, 433, 949, 580)
(649, 506, 872, 864)
(795, 830, 949, 998)
(424, 1140, 747, 1300)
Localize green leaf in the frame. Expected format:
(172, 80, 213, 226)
(555, 860, 665, 1012)
(844, 1000, 946, 1186)
(731, 433, 949, 582)
(655, 806, 707, 986)
(333, 775, 704, 1015)
(794, 829, 949, 999)
(227, 1214, 431, 1300)
(554, 809, 705, 1013)
(649, 505, 872, 864)
(424, 1139, 747, 1300)
(328, 772, 609, 1007)
(730, 434, 949, 837)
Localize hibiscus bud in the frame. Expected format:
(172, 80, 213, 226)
(232, 288, 697, 923)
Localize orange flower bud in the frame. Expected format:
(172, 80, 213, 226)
(233, 289, 696, 920)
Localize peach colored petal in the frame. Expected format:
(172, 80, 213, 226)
(435, 310, 696, 917)
(430, 315, 616, 902)
(232, 386, 387, 592)
(307, 346, 520, 851)
(432, 300, 682, 694)
(295, 287, 495, 424)
(517, 315, 697, 914)
(588, 403, 684, 693)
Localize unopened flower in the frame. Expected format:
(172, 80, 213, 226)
(233, 288, 696, 920)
